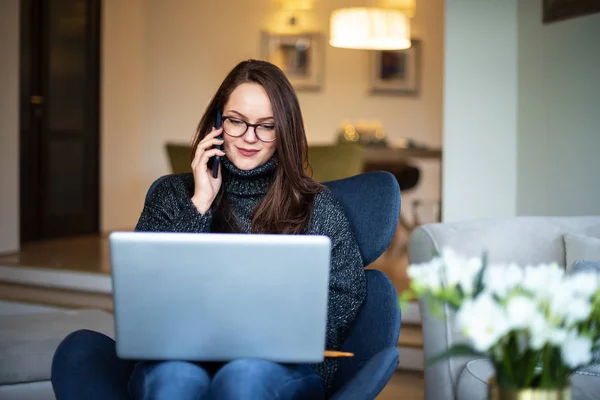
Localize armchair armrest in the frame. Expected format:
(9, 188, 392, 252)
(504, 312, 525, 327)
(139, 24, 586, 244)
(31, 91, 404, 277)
(330, 346, 399, 400)
(409, 225, 476, 400)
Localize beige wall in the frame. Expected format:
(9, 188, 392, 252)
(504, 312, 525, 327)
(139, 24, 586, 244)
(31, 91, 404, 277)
(101, 0, 146, 231)
(101, 0, 444, 231)
(0, 0, 20, 253)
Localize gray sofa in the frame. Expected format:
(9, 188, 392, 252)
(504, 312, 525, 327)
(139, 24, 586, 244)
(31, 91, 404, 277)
(0, 307, 114, 400)
(408, 216, 600, 400)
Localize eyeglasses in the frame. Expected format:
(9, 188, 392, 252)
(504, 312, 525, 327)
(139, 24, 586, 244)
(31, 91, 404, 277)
(222, 116, 277, 143)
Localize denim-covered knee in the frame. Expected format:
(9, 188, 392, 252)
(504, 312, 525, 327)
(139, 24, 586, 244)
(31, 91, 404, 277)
(129, 360, 210, 400)
(209, 359, 278, 398)
(51, 329, 119, 398)
(52, 329, 113, 375)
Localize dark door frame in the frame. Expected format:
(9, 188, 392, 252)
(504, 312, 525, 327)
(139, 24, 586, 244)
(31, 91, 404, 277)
(19, 0, 101, 243)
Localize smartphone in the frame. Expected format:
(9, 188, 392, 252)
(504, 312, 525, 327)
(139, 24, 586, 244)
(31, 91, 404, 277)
(212, 109, 223, 179)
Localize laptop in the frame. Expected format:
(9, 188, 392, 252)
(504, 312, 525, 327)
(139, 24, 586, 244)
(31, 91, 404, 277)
(109, 231, 331, 363)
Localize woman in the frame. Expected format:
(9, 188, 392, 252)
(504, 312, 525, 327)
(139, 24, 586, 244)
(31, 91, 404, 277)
(51, 59, 367, 400)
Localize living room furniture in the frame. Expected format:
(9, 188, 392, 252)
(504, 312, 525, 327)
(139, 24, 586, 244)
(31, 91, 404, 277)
(408, 216, 600, 400)
(165, 142, 192, 174)
(0, 307, 114, 399)
(321, 171, 402, 399)
(306, 143, 365, 183)
(147, 169, 403, 399)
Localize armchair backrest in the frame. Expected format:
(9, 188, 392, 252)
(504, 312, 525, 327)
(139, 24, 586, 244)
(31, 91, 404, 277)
(323, 171, 401, 265)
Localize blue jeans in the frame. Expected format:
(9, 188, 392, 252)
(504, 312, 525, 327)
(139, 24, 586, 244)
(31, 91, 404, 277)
(51, 329, 326, 400)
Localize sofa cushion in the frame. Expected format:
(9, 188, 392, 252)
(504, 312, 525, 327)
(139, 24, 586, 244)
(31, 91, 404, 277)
(0, 309, 114, 385)
(564, 234, 600, 272)
(572, 260, 600, 275)
(456, 358, 600, 400)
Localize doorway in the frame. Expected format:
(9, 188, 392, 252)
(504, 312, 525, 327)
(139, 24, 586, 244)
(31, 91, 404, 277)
(20, 0, 101, 243)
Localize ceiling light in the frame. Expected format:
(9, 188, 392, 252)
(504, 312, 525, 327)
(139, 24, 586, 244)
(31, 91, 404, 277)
(330, 7, 411, 50)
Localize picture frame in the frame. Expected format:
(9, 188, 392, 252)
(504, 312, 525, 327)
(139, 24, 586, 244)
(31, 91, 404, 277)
(260, 31, 323, 91)
(542, 0, 600, 23)
(369, 39, 421, 96)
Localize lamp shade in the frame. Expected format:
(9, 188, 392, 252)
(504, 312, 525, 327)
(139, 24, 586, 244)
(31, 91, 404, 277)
(330, 7, 411, 50)
(280, 0, 314, 10)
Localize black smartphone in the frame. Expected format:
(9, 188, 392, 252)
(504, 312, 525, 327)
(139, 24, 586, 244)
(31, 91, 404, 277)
(212, 109, 223, 179)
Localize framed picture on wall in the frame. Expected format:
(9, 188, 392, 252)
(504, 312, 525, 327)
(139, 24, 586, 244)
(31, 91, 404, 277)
(369, 39, 421, 96)
(543, 0, 600, 23)
(260, 31, 323, 91)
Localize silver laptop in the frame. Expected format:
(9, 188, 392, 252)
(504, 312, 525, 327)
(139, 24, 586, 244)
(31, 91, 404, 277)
(109, 231, 331, 363)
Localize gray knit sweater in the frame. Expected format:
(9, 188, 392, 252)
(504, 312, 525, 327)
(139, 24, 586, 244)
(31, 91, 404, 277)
(134, 156, 367, 393)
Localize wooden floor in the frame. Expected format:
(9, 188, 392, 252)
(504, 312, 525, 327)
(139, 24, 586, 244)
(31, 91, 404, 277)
(0, 234, 113, 274)
(378, 371, 424, 399)
(0, 233, 423, 398)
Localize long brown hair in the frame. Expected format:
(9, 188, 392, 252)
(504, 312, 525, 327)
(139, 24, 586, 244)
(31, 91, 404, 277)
(190, 59, 324, 234)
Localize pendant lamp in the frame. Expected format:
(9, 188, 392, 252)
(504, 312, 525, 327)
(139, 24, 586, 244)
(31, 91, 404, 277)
(330, 7, 411, 50)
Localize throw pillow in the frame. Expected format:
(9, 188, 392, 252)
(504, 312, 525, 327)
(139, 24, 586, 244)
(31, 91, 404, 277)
(563, 234, 600, 272)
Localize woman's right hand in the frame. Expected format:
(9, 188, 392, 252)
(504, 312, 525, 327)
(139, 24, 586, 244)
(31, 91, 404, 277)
(190, 127, 226, 214)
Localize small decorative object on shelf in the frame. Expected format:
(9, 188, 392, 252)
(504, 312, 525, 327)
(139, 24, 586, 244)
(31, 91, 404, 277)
(336, 120, 387, 146)
(401, 249, 600, 400)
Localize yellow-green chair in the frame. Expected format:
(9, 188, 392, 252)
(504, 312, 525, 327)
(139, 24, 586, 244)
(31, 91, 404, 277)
(165, 142, 192, 174)
(306, 144, 365, 183)
(166, 141, 365, 182)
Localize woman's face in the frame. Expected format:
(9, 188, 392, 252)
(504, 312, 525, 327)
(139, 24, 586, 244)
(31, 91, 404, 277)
(222, 83, 277, 171)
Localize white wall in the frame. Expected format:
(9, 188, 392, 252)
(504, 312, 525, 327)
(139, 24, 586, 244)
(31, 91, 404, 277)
(442, 0, 518, 222)
(443, 0, 600, 222)
(517, 0, 600, 216)
(98, 0, 444, 231)
(0, 0, 20, 253)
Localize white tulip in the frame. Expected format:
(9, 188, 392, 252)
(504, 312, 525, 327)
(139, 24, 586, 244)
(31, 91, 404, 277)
(548, 282, 593, 326)
(567, 272, 599, 299)
(484, 263, 523, 298)
(550, 328, 568, 346)
(522, 263, 564, 299)
(564, 298, 592, 326)
(561, 333, 593, 368)
(440, 247, 483, 295)
(530, 317, 567, 349)
(456, 293, 510, 352)
(506, 295, 539, 330)
(529, 314, 553, 350)
(407, 258, 443, 292)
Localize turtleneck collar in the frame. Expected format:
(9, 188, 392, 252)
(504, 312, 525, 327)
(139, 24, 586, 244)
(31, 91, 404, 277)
(222, 155, 277, 197)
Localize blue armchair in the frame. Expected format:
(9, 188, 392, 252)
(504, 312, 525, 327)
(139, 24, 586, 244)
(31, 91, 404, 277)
(146, 170, 402, 399)
(323, 171, 402, 400)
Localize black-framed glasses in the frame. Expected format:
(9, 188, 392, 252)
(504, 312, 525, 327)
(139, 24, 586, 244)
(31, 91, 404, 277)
(222, 116, 277, 143)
